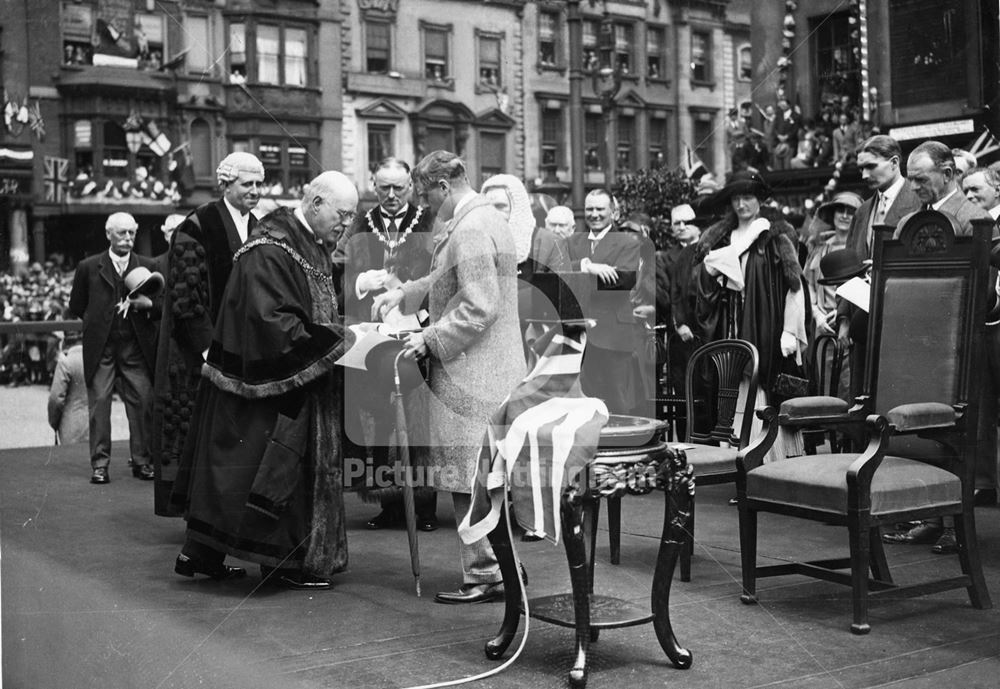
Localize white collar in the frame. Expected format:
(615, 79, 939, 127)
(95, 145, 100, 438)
(108, 249, 130, 265)
(294, 206, 316, 237)
(381, 204, 409, 219)
(989, 204, 1000, 221)
(932, 188, 958, 211)
(879, 175, 906, 203)
(223, 197, 250, 222)
(587, 224, 613, 242)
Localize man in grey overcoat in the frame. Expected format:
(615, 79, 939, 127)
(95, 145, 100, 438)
(373, 150, 525, 604)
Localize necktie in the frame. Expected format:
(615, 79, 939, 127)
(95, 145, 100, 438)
(590, 238, 599, 255)
(873, 193, 888, 226)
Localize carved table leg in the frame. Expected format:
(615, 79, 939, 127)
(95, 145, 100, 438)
(485, 507, 522, 660)
(651, 450, 694, 670)
(585, 497, 601, 642)
(562, 488, 592, 687)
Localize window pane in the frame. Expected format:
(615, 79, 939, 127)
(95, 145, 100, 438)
(479, 37, 501, 87)
(425, 29, 448, 79)
(102, 121, 128, 179)
(229, 22, 246, 81)
(582, 20, 598, 71)
(584, 113, 604, 171)
(615, 24, 632, 74)
(617, 115, 634, 171)
(136, 13, 165, 70)
(647, 27, 664, 79)
(257, 25, 280, 84)
(479, 132, 505, 182)
(539, 12, 557, 67)
(541, 109, 562, 167)
(691, 31, 710, 82)
(739, 45, 752, 80)
(186, 15, 211, 71)
(367, 125, 393, 173)
(366, 22, 390, 73)
(285, 27, 307, 86)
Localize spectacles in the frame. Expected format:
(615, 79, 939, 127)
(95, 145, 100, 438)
(335, 208, 357, 223)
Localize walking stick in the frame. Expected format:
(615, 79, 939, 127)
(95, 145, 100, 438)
(393, 350, 421, 596)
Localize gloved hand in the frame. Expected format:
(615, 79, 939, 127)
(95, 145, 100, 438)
(356, 269, 388, 295)
(780, 330, 798, 357)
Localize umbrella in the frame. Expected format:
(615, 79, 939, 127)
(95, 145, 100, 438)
(393, 350, 421, 596)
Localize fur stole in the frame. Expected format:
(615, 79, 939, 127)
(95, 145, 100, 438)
(695, 208, 802, 291)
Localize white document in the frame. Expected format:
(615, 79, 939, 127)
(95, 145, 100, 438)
(334, 323, 395, 370)
(836, 277, 870, 313)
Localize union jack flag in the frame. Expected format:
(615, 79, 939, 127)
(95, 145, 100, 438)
(459, 327, 609, 545)
(43, 156, 68, 203)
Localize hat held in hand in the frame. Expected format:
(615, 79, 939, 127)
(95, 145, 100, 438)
(124, 266, 165, 299)
(818, 248, 867, 285)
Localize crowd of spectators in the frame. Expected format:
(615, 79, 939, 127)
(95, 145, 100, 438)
(0, 257, 76, 385)
(728, 94, 879, 173)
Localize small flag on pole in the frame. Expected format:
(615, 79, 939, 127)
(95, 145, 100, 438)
(683, 143, 708, 180)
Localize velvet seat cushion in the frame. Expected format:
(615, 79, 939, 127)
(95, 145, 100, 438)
(746, 453, 961, 516)
(683, 443, 740, 477)
(779, 396, 851, 420)
(885, 402, 956, 431)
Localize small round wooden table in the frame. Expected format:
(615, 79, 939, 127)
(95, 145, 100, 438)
(483, 415, 695, 687)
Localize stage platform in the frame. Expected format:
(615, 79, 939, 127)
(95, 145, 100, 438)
(2, 440, 998, 688)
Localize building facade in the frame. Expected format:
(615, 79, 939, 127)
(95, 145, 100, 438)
(1, 0, 345, 268)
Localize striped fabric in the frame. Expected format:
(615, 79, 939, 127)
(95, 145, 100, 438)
(458, 327, 609, 545)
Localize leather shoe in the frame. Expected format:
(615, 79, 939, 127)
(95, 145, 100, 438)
(434, 582, 504, 604)
(931, 528, 958, 554)
(417, 516, 439, 532)
(366, 509, 404, 530)
(974, 488, 997, 507)
(90, 467, 109, 484)
(882, 521, 943, 545)
(174, 554, 247, 580)
(278, 572, 332, 590)
(132, 464, 154, 480)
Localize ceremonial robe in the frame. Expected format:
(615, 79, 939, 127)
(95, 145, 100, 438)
(180, 208, 352, 576)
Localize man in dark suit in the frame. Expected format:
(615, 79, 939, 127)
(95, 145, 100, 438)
(898, 140, 993, 235)
(151, 152, 264, 516)
(844, 135, 922, 262)
(68, 212, 159, 484)
(568, 188, 644, 415)
(336, 156, 437, 532)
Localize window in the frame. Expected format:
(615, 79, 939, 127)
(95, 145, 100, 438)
(61, 1, 94, 65)
(814, 13, 861, 112)
(737, 43, 752, 81)
(135, 13, 165, 70)
(584, 113, 604, 171)
(539, 10, 560, 68)
(74, 120, 93, 175)
(541, 107, 563, 168)
(647, 26, 666, 80)
(424, 25, 450, 81)
(426, 126, 455, 153)
(691, 30, 712, 83)
(102, 122, 129, 179)
(367, 124, 394, 173)
(692, 112, 715, 175)
(186, 15, 212, 73)
(288, 145, 310, 195)
(616, 114, 635, 172)
(257, 25, 281, 84)
(365, 21, 391, 73)
(613, 23, 634, 75)
(648, 115, 668, 169)
(284, 28, 307, 87)
(478, 34, 502, 88)
(229, 22, 247, 82)
(582, 19, 599, 72)
(259, 142, 284, 194)
(479, 132, 506, 184)
(190, 118, 213, 179)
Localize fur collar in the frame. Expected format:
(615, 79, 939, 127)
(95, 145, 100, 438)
(696, 208, 802, 291)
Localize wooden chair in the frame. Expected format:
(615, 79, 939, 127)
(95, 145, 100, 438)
(802, 333, 849, 454)
(736, 213, 994, 634)
(607, 339, 760, 581)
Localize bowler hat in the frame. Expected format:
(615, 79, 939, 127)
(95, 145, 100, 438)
(816, 191, 863, 225)
(364, 337, 427, 393)
(818, 248, 867, 285)
(124, 266, 164, 299)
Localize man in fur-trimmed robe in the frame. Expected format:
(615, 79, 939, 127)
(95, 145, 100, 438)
(151, 152, 264, 517)
(172, 172, 357, 589)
